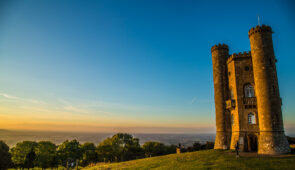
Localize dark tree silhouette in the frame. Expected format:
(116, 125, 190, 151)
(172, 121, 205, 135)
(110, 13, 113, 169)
(81, 142, 98, 166)
(193, 142, 202, 151)
(10, 141, 37, 169)
(24, 148, 36, 169)
(35, 141, 57, 170)
(0, 140, 12, 170)
(97, 133, 143, 162)
(57, 140, 82, 168)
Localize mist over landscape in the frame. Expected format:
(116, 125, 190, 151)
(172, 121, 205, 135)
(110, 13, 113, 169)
(1, 129, 294, 148)
(0, 129, 215, 147)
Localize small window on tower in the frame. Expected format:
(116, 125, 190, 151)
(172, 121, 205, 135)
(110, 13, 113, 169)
(245, 66, 250, 71)
(248, 113, 256, 124)
(228, 72, 231, 76)
(244, 84, 255, 98)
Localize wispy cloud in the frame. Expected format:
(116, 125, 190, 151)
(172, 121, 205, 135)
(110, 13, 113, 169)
(189, 96, 198, 104)
(57, 98, 89, 113)
(0, 92, 45, 104)
(0, 92, 113, 116)
(0, 93, 20, 100)
(26, 99, 46, 104)
(57, 98, 113, 115)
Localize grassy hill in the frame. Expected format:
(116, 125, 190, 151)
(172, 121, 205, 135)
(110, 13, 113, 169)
(84, 150, 295, 170)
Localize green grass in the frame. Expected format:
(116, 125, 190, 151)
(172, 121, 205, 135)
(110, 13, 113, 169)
(84, 150, 295, 170)
(8, 165, 80, 170)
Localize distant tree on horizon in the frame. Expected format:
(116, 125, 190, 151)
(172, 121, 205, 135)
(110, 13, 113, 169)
(4, 135, 214, 169)
(205, 141, 214, 150)
(142, 141, 166, 157)
(0, 140, 12, 170)
(35, 141, 57, 170)
(286, 136, 295, 145)
(193, 142, 202, 151)
(80, 142, 98, 166)
(97, 133, 143, 162)
(24, 147, 35, 169)
(10, 141, 37, 169)
(57, 139, 82, 168)
(165, 144, 177, 154)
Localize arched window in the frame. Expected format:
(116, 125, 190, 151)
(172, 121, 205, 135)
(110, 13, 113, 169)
(248, 113, 256, 124)
(244, 84, 255, 98)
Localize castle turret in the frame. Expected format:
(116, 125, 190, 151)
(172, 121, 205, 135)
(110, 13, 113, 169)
(211, 44, 229, 149)
(249, 25, 290, 154)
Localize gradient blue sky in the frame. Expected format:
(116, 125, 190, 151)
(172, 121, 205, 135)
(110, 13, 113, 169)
(0, 0, 294, 133)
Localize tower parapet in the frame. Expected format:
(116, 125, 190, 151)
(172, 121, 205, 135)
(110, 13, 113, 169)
(248, 25, 272, 37)
(211, 44, 229, 53)
(211, 43, 229, 149)
(227, 51, 251, 64)
(249, 25, 290, 154)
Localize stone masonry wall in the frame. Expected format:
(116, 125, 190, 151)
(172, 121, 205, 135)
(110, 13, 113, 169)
(249, 25, 290, 154)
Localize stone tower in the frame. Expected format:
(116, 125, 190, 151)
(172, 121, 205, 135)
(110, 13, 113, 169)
(249, 25, 290, 154)
(211, 44, 230, 149)
(211, 25, 290, 154)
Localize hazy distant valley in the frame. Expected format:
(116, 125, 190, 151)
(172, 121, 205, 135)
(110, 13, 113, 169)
(0, 129, 215, 147)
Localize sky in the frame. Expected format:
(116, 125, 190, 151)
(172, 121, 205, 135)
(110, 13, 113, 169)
(0, 0, 294, 134)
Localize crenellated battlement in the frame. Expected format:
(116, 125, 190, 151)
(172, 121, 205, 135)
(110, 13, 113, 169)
(211, 44, 229, 52)
(248, 25, 272, 37)
(227, 51, 251, 63)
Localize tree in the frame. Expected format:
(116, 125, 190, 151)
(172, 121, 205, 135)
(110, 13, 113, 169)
(35, 141, 57, 170)
(165, 144, 177, 154)
(97, 133, 143, 162)
(121, 137, 143, 161)
(205, 141, 214, 149)
(80, 143, 98, 166)
(96, 138, 115, 162)
(10, 141, 37, 169)
(24, 148, 36, 169)
(57, 140, 82, 167)
(193, 142, 202, 151)
(0, 140, 12, 170)
(50, 155, 59, 169)
(286, 136, 295, 144)
(142, 141, 166, 157)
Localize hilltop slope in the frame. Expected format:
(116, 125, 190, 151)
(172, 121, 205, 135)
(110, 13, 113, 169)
(84, 150, 295, 170)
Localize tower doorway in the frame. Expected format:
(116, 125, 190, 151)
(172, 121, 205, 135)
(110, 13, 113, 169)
(247, 134, 258, 152)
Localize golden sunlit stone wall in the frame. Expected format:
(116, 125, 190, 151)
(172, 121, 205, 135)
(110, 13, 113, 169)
(211, 44, 230, 149)
(211, 25, 290, 154)
(227, 52, 259, 151)
(249, 25, 290, 154)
